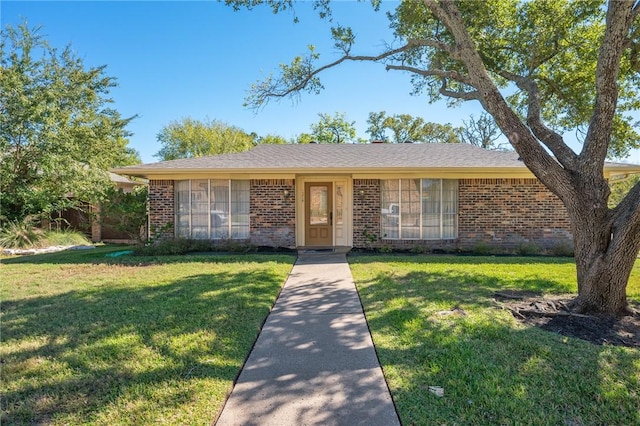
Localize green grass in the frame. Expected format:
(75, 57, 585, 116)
(349, 255, 640, 426)
(1, 246, 295, 425)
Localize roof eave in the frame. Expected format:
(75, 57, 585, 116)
(110, 166, 539, 178)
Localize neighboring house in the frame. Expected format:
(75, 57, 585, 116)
(111, 144, 640, 251)
(49, 172, 147, 243)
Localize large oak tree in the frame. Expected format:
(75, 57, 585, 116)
(229, 0, 640, 315)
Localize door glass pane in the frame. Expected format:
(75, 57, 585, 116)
(309, 186, 328, 225)
(335, 185, 344, 225)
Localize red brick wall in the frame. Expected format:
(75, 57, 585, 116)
(458, 178, 572, 249)
(249, 179, 296, 248)
(146, 177, 573, 251)
(148, 180, 174, 240)
(353, 179, 381, 248)
(350, 177, 572, 251)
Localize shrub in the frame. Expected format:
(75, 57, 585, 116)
(215, 239, 258, 253)
(0, 218, 44, 248)
(514, 241, 541, 256)
(549, 241, 574, 257)
(378, 245, 394, 254)
(133, 238, 210, 256)
(410, 245, 432, 254)
(132, 238, 258, 256)
(472, 241, 496, 255)
(100, 186, 148, 241)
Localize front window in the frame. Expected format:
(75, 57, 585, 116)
(175, 180, 250, 239)
(381, 179, 458, 240)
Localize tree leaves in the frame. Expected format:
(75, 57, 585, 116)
(307, 112, 356, 143)
(154, 118, 256, 160)
(1, 22, 138, 222)
(365, 111, 461, 144)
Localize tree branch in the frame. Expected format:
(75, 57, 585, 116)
(438, 80, 481, 101)
(246, 39, 435, 109)
(385, 64, 473, 86)
(423, 0, 573, 194)
(582, 1, 636, 168)
(499, 70, 578, 168)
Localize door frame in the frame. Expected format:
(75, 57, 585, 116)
(295, 175, 353, 247)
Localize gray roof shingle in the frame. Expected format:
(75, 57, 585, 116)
(118, 143, 527, 171)
(112, 143, 640, 178)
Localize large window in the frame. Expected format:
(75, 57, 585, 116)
(381, 179, 458, 240)
(175, 180, 250, 239)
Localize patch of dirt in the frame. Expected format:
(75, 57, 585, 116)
(493, 291, 640, 348)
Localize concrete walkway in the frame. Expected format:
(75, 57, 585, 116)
(215, 253, 400, 426)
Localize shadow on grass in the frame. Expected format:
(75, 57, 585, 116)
(1, 269, 286, 424)
(353, 263, 639, 425)
(348, 252, 577, 266)
(0, 245, 296, 267)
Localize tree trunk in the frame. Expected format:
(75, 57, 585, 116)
(568, 194, 640, 316)
(572, 227, 630, 315)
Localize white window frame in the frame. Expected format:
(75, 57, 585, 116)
(381, 178, 458, 241)
(175, 179, 250, 240)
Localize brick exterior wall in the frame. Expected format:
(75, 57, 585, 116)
(249, 179, 296, 248)
(350, 177, 572, 251)
(148, 180, 174, 240)
(145, 176, 573, 251)
(458, 178, 572, 249)
(352, 179, 381, 248)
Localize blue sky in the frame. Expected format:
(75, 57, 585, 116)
(3, 1, 639, 165)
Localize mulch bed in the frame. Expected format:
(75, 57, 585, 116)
(493, 291, 640, 348)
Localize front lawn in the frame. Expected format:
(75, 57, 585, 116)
(350, 255, 640, 426)
(1, 247, 294, 425)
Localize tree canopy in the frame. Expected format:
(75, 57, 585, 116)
(228, 0, 640, 315)
(458, 112, 507, 150)
(365, 111, 461, 143)
(308, 112, 357, 143)
(154, 118, 256, 160)
(0, 23, 139, 223)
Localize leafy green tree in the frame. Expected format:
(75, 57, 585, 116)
(366, 111, 461, 143)
(100, 186, 148, 241)
(458, 113, 507, 150)
(309, 112, 357, 143)
(365, 111, 388, 141)
(296, 133, 316, 144)
(229, 0, 640, 315)
(0, 23, 138, 223)
(155, 118, 255, 160)
(257, 134, 289, 144)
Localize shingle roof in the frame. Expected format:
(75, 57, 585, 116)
(112, 143, 640, 178)
(117, 143, 528, 171)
